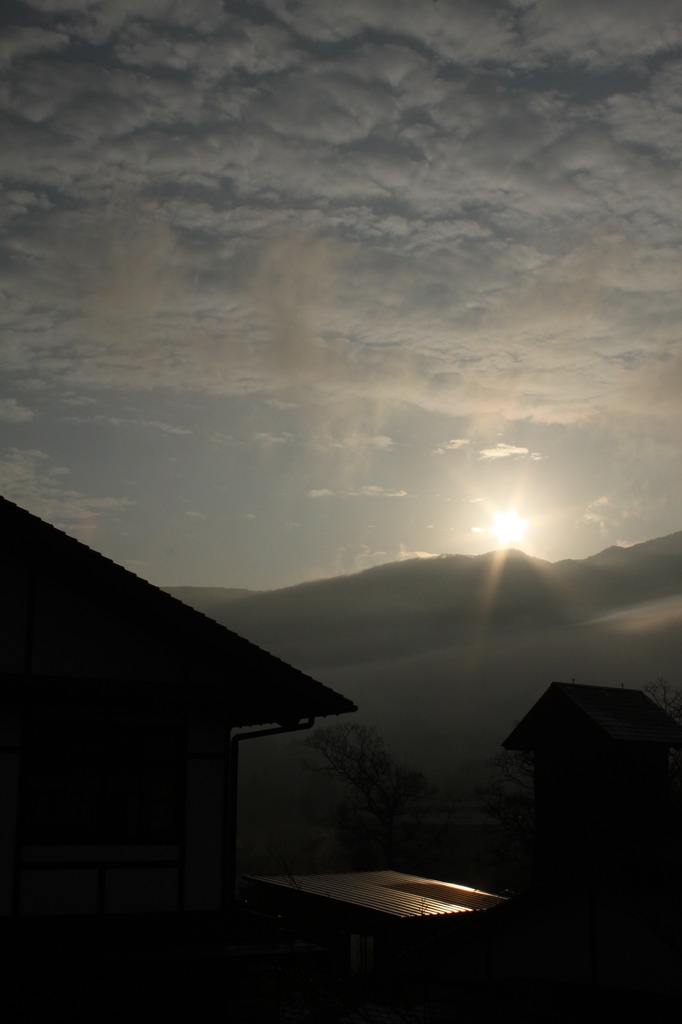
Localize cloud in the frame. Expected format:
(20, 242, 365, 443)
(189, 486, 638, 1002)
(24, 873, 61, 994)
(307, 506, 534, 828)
(577, 495, 621, 535)
(60, 395, 97, 407)
(254, 432, 294, 446)
(518, 0, 682, 69)
(308, 485, 407, 499)
(0, 26, 69, 69)
(248, 230, 345, 382)
(2, 3, 682, 584)
(0, 448, 132, 527)
(73, 193, 183, 328)
(356, 486, 407, 498)
(209, 432, 238, 447)
(478, 444, 531, 461)
(398, 545, 439, 561)
(0, 399, 33, 423)
(4, 4, 681, 439)
(619, 349, 682, 420)
(321, 434, 395, 453)
(64, 414, 191, 435)
(140, 420, 191, 436)
(263, 0, 682, 71)
(434, 439, 470, 455)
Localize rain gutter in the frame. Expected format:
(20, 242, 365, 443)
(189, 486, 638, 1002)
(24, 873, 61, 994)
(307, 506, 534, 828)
(225, 717, 315, 908)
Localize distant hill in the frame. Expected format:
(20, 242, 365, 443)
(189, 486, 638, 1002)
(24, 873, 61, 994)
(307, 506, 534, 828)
(165, 534, 682, 781)
(169, 585, 258, 606)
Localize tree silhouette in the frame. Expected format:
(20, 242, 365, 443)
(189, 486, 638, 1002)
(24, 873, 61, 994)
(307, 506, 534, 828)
(476, 747, 535, 874)
(645, 678, 682, 804)
(304, 723, 455, 871)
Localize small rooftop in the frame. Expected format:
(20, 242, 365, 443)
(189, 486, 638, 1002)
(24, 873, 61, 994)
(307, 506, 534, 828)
(246, 870, 506, 918)
(505, 681, 682, 750)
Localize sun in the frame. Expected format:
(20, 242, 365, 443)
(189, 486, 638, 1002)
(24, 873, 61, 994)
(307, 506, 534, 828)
(492, 510, 528, 547)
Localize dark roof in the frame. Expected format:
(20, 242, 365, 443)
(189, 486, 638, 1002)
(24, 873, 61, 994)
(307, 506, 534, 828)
(504, 681, 682, 750)
(0, 496, 356, 725)
(246, 870, 506, 918)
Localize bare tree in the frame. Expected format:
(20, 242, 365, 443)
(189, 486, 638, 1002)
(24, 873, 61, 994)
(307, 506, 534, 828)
(644, 676, 682, 719)
(645, 677, 682, 803)
(304, 723, 455, 871)
(476, 748, 535, 873)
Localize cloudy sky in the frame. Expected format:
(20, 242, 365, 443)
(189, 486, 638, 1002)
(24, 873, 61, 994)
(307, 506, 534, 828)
(2, 1, 682, 589)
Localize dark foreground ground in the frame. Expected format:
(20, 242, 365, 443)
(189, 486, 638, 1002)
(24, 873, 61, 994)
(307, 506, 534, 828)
(2, 911, 680, 1023)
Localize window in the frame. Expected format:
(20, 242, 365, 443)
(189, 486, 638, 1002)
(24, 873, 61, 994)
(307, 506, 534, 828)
(22, 717, 183, 844)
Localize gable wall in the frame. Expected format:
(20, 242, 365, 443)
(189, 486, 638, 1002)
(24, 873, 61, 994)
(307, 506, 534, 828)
(0, 557, 232, 918)
(1, 555, 184, 682)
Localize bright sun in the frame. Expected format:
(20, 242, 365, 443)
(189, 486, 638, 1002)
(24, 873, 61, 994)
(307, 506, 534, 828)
(492, 510, 528, 546)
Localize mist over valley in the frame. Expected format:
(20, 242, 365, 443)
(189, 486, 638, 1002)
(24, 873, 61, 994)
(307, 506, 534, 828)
(167, 534, 682, 878)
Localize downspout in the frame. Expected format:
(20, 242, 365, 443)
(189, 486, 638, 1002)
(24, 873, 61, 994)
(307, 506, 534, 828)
(224, 717, 315, 909)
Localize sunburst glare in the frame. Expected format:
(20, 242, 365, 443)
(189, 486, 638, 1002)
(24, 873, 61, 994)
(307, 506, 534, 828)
(492, 510, 528, 547)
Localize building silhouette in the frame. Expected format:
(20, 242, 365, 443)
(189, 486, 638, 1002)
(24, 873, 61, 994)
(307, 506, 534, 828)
(504, 681, 682, 881)
(0, 496, 356, 1019)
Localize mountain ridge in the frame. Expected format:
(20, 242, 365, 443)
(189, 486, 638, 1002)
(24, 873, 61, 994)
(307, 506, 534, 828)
(166, 531, 682, 783)
(165, 532, 682, 664)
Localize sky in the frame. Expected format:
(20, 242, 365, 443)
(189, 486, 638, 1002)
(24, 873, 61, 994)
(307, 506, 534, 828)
(2, 1, 682, 590)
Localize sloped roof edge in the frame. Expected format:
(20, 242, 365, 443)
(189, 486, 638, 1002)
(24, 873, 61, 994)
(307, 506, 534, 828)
(504, 681, 682, 750)
(1, 496, 356, 721)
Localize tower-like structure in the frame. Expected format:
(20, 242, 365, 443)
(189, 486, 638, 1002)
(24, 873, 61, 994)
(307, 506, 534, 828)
(504, 682, 682, 882)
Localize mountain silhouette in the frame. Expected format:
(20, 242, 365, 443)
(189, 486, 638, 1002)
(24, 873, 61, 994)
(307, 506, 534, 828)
(167, 534, 682, 779)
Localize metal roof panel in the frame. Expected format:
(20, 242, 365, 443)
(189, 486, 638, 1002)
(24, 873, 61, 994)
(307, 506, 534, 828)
(246, 870, 506, 918)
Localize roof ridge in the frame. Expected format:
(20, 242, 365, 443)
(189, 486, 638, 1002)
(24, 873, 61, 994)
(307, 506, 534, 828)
(0, 495, 357, 721)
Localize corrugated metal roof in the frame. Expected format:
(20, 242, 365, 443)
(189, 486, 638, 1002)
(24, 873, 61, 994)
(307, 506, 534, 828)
(246, 870, 506, 918)
(505, 681, 682, 749)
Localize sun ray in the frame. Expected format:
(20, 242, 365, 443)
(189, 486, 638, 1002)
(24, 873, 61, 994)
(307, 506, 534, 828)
(492, 510, 527, 547)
